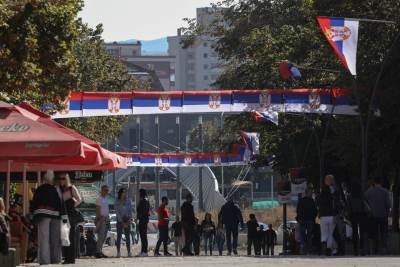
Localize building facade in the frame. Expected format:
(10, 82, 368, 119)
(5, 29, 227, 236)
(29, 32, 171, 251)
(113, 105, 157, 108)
(105, 42, 175, 91)
(167, 7, 226, 91)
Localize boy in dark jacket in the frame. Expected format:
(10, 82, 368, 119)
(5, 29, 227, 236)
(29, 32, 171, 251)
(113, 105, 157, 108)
(136, 189, 150, 256)
(296, 188, 318, 254)
(246, 214, 259, 256)
(265, 224, 277, 256)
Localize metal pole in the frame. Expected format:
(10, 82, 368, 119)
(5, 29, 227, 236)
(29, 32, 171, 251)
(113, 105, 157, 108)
(198, 115, 204, 211)
(271, 174, 274, 201)
(5, 160, 11, 213)
(282, 203, 287, 254)
(23, 164, 27, 216)
(155, 115, 160, 209)
(220, 112, 224, 197)
(136, 117, 141, 208)
(176, 115, 182, 215)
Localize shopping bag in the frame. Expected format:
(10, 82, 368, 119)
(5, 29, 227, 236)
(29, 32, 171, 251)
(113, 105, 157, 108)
(61, 217, 71, 247)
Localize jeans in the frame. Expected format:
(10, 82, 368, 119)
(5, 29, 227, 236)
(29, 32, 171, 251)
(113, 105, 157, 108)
(266, 243, 275, 256)
(155, 224, 169, 254)
(350, 213, 366, 255)
(299, 221, 314, 254)
(247, 236, 258, 255)
(37, 217, 62, 265)
(138, 221, 148, 253)
(174, 236, 184, 256)
(225, 224, 239, 253)
(182, 223, 195, 254)
(216, 237, 224, 255)
(320, 216, 336, 250)
(369, 217, 388, 254)
(203, 234, 214, 255)
(116, 222, 131, 253)
(96, 217, 108, 254)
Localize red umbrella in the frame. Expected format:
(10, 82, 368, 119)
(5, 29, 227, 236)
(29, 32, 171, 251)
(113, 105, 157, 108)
(0, 101, 88, 159)
(0, 101, 91, 213)
(16, 102, 126, 170)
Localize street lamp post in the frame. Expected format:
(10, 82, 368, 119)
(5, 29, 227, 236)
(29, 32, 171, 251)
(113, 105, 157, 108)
(136, 117, 141, 208)
(155, 115, 160, 209)
(198, 115, 204, 211)
(176, 115, 182, 215)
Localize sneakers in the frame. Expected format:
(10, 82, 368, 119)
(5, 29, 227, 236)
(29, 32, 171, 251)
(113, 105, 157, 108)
(138, 252, 148, 257)
(164, 252, 173, 256)
(154, 252, 162, 257)
(128, 251, 132, 257)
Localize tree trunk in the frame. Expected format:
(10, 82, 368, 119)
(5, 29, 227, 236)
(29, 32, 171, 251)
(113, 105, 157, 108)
(392, 168, 400, 232)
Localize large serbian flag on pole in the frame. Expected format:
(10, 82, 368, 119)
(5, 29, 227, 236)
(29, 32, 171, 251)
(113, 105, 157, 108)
(317, 17, 359, 76)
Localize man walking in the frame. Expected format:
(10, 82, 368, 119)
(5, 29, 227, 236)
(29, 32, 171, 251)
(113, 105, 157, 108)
(181, 194, 196, 256)
(296, 188, 318, 254)
(219, 198, 244, 255)
(137, 189, 150, 257)
(365, 177, 391, 254)
(95, 185, 110, 258)
(154, 197, 172, 256)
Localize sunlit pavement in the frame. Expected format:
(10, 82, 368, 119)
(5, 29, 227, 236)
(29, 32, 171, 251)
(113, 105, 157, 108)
(23, 255, 400, 267)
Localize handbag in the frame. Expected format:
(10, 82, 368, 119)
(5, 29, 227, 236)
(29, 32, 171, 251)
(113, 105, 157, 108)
(69, 209, 85, 225)
(61, 216, 71, 247)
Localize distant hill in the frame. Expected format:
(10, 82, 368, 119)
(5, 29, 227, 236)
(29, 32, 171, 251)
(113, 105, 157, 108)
(118, 37, 168, 55)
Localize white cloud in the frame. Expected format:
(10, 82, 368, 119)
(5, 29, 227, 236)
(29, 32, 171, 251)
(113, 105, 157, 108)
(79, 0, 217, 41)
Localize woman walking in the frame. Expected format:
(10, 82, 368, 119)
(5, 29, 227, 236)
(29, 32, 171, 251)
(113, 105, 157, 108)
(58, 172, 82, 264)
(115, 188, 133, 257)
(201, 213, 216, 255)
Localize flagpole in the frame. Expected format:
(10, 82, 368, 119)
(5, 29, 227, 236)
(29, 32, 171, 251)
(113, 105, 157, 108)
(320, 16, 395, 24)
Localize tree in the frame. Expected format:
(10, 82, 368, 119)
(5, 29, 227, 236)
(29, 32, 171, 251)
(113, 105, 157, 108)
(0, 1, 150, 143)
(0, 0, 82, 105)
(182, 0, 400, 189)
(60, 23, 150, 143)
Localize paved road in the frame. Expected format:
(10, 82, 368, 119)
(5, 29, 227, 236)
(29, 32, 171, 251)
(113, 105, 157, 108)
(34, 256, 400, 267)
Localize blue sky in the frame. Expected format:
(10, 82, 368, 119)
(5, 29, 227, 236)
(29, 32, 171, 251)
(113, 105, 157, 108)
(79, 0, 217, 41)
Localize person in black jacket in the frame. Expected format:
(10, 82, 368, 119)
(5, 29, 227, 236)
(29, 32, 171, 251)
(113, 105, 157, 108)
(181, 193, 196, 256)
(246, 214, 259, 256)
(296, 188, 318, 255)
(347, 182, 367, 255)
(316, 185, 337, 255)
(219, 199, 244, 255)
(136, 189, 150, 257)
(32, 170, 63, 265)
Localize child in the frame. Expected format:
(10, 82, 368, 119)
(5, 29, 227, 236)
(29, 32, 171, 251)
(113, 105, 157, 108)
(258, 224, 266, 255)
(265, 224, 277, 256)
(201, 213, 216, 255)
(171, 215, 184, 256)
(193, 218, 202, 256)
(246, 214, 259, 256)
(215, 224, 225, 256)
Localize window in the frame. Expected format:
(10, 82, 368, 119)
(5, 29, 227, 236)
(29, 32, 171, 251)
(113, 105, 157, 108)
(187, 74, 195, 82)
(203, 53, 208, 58)
(203, 64, 208, 70)
(187, 63, 195, 71)
(203, 75, 208, 80)
(187, 52, 195, 59)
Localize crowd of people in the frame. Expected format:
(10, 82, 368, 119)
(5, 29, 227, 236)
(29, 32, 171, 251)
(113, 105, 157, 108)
(296, 174, 391, 256)
(0, 171, 394, 265)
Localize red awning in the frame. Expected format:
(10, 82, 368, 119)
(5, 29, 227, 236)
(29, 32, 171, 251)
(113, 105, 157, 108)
(0, 101, 86, 159)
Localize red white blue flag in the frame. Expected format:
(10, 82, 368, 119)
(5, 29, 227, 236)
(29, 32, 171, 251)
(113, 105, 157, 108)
(317, 16, 359, 75)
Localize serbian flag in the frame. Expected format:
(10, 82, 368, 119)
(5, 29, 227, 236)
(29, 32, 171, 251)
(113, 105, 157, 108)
(317, 17, 359, 75)
(252, 111, 279, 125)
(240, 131, 260, 156)
(279, 61, 302, 80)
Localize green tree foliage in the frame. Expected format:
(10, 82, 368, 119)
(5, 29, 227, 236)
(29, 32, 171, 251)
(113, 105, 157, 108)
(0, 0, 150, 143)
(183, 0, 400, 188)
(0, 0, 82, 105)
